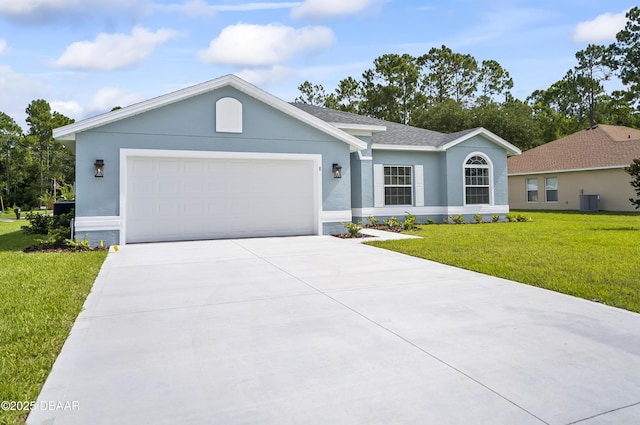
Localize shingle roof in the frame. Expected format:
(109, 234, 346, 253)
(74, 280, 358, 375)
(292, 103, 455, 147)
(508, 124, 640, 174)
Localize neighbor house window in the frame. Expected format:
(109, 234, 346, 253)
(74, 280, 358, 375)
(545, 177, 558, 202)
(464, 155, 490, 204)
(526, 178, 538, 202)
(384, 165, 412, 205)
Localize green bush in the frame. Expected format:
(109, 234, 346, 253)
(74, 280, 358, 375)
(506, 213, 532, 222)
(367, 216, 379, 226)
(474, 214, 484, 224)
(403, 212, 417, 230)
(449, 214, 466, 224)
(425, 217, 436, 225)
(22, 212, 54, 235)
(491, 214, 501, 223)
(342, 221, 362, 237)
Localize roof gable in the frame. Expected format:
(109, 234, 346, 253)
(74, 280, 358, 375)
(53, 74, 367, 152)
(508, 125, 640, 175)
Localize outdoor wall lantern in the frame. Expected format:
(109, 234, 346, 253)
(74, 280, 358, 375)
(94, 159, 104, 178)
(332, 163, 342, 178)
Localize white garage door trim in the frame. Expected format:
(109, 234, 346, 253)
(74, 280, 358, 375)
(119, 149, 323, 244)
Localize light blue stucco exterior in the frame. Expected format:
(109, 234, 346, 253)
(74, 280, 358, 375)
(351, 135, 512, 225)
(59, 75, 518, 245)
(72, 86, 353, 245)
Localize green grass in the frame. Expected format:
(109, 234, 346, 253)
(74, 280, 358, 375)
(367, 211, 640, 313)
(0, 220, 107, 425)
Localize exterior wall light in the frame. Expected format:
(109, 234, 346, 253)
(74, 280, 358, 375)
(94, 159, 104, 178)
(332, 163, 342, 178)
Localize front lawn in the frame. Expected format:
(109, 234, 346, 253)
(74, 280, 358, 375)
(367, 211, 640, 313)
(0, 220, 107, 425)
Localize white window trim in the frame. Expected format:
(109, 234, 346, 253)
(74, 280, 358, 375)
(383, 165, 413, 206)
(526, 178, 539, 203)
(545, 176, 558, 203)
(463, 152, 494, 206)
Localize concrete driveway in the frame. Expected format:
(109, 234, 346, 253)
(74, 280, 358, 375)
(28, 236, 640, 425)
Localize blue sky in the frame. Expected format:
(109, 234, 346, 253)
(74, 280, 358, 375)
(0, 0, 634, 129)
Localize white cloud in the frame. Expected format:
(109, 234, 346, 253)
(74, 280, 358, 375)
(54, 27, 182, 71)
(0, 65, 47, 129)
(573, 10, 628, 42)
(0, 0, 150, 23)
(157, 1, 300, 16)
(235, 66, 296, 86)
(198, 23, 335, 67)
(0, 39, 6, 54)
(50, 100, 84, 118)
(87, 87, 144, 112)
(291, 0, 373, 19)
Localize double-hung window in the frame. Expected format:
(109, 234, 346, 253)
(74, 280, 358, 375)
(384, 166, 412, 205)
(526, 178, 538, 202)
(464, 155, 490, 204)
(545, 177, 558, 202)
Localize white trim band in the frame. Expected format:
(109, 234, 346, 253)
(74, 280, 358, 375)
(352, 205, 510, 217)
(75, 216, 121, 232)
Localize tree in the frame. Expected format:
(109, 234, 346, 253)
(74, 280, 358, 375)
(612, 7, 640, 107)
(25, 99, 74, 199)
(574, 44, 613, 126)
(294, 81, 329, 106)
(419, 45, 479, 105)
(626, 158, 640, 209)
(478, 59, 513, 104)
(0, 112, 23, 208)
(360, 53, 421, 124)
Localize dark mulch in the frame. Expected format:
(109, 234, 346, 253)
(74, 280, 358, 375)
(332, 233, 375, 239)
(23, 246, 109, 253)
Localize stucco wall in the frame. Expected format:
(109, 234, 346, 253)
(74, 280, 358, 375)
(508, 168, 638, 212)
(74, 86, 353, 244)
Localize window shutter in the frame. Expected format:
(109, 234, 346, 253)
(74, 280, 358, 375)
(414, 165, 424, 207)
(374, 164, 384, 207)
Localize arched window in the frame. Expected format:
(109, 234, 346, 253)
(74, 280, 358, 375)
(464, 155, 491, 204)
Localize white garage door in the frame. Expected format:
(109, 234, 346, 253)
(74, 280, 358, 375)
(125, 155, 318, 243)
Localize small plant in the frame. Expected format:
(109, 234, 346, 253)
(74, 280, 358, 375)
(449, 214, 466, 224)
(390, 216, 401, 228)
(367, 216, 379, 226)
(403, 212, 417, 230)
(66, 234, 91, 251)
(425, 216, 435, 225)
(506, 213, 532, 222)
(342, 221, 362, 237)
(474, 214, 484, 224)
(491, 214, 501, 223)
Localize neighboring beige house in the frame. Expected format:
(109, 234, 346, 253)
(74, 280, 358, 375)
(508, 125, 640, 212)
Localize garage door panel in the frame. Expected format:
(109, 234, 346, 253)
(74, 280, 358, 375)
(126, 155, 317, 243)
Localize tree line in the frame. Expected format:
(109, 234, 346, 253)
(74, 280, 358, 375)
(295, 7, 640, 151)
(0, 101, 74, 210)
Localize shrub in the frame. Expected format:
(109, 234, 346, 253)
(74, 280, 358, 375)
(22, 211, 53, 235)
(342, 221, 362, 237)
(491, 214, 501, 223)
(425, 217, 435, 225)
(449, 214, 465, 224)
(403, 212, 417, 230)
(506, 213, 532, 222)
(474, 214, 484, 224)
(66, 234, 91, 251)
(367, 216, 379, 226)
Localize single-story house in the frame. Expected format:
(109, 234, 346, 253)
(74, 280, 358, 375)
(53, 74, 521, 246)
(508, 124, 640, 212)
